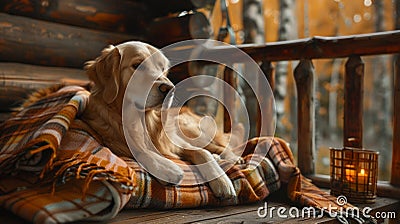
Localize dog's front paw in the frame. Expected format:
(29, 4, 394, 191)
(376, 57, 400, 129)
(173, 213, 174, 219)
(158, 160, 184, 185)
(208, 174, 236, 199)
(145, 159, 184, 185)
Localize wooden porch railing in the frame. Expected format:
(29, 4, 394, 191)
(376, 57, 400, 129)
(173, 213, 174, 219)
(199, 30, 400, 196)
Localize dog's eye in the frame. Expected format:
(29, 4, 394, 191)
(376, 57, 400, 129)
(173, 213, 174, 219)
(131, 64, 140, 70)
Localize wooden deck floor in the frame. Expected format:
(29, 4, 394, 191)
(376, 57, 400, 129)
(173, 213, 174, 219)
(1, 191, 399, 223)
(110, 192, 400, 224)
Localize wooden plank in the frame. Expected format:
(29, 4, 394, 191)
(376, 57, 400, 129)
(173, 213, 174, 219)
(343, 56, 364, 148)
(110, 210, 173, 223)
(111, 201, 286, 224)
(0, 13, 142, 68)
(0, 63, 86, 83)
(0, 0, 149, 34)
(257, 60, 274, 136)
(223, 66, 237, 133)
(198, 213, 337, 224)
(391, 55, 400, 187)
(294, 59, 315, 175)
(110, 196, 399, 224)
(1, 191, 398, 224)
(195, 30, 400, 63)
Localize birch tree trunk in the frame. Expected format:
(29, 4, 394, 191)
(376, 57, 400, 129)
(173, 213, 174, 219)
(275, 0, 297, 137)
(242, 0, 264, 138)
(328, 2, 343, 140)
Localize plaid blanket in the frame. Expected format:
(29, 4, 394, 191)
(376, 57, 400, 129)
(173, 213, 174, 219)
(0, 86, 346, 223)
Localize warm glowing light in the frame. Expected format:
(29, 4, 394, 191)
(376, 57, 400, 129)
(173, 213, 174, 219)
(357, 169, 367, 184)
(345, 164, 355, 182)
(364, 0, 372, 7)
(353, 14, 362, 23)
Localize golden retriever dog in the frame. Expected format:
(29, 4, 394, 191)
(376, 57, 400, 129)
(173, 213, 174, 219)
(81, 41, 243, 198)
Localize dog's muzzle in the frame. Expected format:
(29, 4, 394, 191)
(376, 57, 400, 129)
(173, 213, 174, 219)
(158, 83, 174, 97)
(158, 82, 175, 110)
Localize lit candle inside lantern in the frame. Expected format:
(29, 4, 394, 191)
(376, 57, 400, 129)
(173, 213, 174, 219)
(352, 168, 368, 192)
(357, 169, 367, 184)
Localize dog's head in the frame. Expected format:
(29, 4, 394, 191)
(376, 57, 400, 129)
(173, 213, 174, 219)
(85, 41, 174, 111)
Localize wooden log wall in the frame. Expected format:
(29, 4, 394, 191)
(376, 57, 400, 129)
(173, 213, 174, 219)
(0, 1, 214, 68)
(0, 62, 89, 121)
(0, 0, 150, 34)
(0, 13, 141, 68)
(0, 0, 215, 122)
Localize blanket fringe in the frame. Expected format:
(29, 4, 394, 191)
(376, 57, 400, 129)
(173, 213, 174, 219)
(54, 159, 136, 198)
(22, 139, 58, 179)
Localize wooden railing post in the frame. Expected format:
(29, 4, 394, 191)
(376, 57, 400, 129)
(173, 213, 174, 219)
(391, 55, 400, 187)
(344, 55, 364, 148)
(257, 61, 274, 136)
(223, 66, 237, 133)
(294, 59, 315, 175)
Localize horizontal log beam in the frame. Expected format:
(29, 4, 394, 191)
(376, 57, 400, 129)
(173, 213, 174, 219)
(0, 0, 149, 34)
(0, 63, 88, 112)
(0, 13, 143, 68)
(0, 63, 87, 82)
(190, 31, 400, 63)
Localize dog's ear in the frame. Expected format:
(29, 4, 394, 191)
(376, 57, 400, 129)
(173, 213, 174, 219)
(85, 45, 121, 104)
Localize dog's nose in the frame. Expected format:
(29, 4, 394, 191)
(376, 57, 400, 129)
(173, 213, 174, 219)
(158, 83, 174, 96)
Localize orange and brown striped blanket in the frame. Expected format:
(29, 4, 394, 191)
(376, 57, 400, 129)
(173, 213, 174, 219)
(0, 86, 344, 223)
